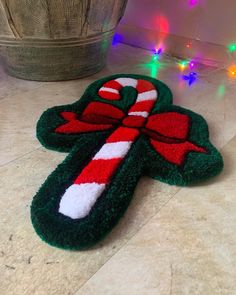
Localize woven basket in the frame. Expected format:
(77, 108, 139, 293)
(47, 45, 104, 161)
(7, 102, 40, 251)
(0, 0, 127, 81)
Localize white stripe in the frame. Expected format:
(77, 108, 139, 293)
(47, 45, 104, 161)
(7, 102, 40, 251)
(136, 90, 158, 102)
(99, 87, 119, 94)
(59, 183, 106, 219)
(115, 78, 138, 88)
(93, 141, 132, 160)
(128, 111, 149, 118)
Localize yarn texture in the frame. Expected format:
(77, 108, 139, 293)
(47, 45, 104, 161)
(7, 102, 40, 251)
(31, 74, 223, 250)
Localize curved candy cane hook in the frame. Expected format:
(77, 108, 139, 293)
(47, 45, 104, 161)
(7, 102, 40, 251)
(59, 78, 158, 219)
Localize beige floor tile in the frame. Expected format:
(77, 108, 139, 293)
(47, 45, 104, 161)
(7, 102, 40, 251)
(77, 137, 236, 295)
(0, 66, 42, 101)
(0, 79, 95, 166)
(0, 146, 179, 295)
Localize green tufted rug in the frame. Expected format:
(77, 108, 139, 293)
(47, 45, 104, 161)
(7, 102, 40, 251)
(31, 74, 223, 250)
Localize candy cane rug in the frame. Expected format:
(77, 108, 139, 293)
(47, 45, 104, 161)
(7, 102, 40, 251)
(31, 74, 223, 250)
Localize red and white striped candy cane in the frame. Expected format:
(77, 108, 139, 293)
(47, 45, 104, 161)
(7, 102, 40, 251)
(59, 77, 158, 219)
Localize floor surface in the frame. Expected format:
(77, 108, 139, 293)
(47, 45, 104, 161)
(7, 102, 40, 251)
(0, 44, 236, 295)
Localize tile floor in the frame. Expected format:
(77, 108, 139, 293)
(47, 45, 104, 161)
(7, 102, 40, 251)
(0, 44, 236, 295)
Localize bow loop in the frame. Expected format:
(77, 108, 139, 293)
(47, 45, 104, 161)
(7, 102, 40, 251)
(145, 112, 206, 165)
(56, 102, 124, 134)
(145, 112, 190, 140)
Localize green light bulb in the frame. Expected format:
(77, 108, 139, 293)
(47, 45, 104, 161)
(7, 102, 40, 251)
(228, 44, 236, 52)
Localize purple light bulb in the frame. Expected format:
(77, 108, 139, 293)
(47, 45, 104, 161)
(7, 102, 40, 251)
(189, 0, 199, 7)
(189, 61, 195, 69)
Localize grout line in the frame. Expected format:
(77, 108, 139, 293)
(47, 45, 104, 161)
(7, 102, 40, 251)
(0, 146, 42, 168)
(220, 133, 236, 150)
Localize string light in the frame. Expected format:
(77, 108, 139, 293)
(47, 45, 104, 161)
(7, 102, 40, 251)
(186, 42, 192, 49)
(189, 61, 195, 69)
(155, 48, 163, 55)
(147, 38, 236, 83)
(153, 48, 163, 61)
(228, 65, 236, 77)
(217, 85, 225, 99)
(112, 33, 123, 46)
(150, 61, 161, 78)
(178, 60, 189, 70)
(111, 31, 236, 85)
(183, 72, 197, 86)
(228, 44, 236, 52)
(189, 0, 199, 6)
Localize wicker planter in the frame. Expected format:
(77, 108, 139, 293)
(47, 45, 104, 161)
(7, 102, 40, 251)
(0, 0, 128, 81)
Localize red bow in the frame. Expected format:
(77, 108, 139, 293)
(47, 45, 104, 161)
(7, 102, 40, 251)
(56, 102, 206, 165)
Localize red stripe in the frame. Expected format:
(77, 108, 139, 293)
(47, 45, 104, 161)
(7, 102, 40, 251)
(128, 100, 155, 113)
(136, 79, 155, 93)
(74, 158, 122, 184)
(103, 80, 122, 90)
(83, 102, 124, 120)
(106, 127, 140, 143)
(98, 90, 121, 100)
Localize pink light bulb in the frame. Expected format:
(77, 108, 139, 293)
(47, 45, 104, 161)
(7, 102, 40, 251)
(189, 0, 199, 6)
(189, 61, 195, 69)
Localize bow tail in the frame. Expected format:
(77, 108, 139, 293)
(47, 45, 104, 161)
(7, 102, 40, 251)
(150, 139, 206, 165)
(55, 112, 114, 134)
